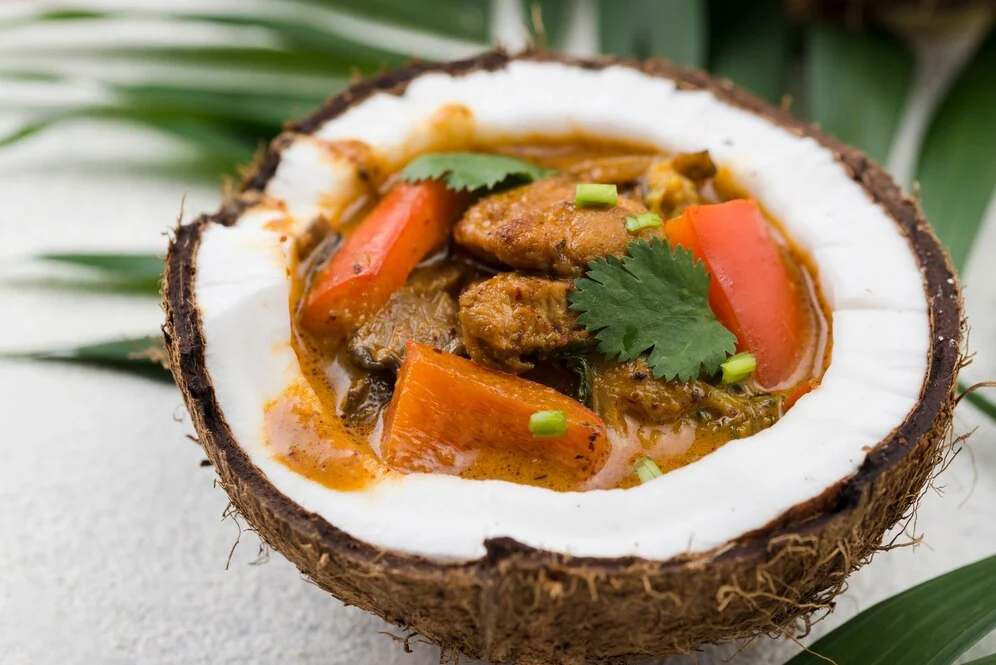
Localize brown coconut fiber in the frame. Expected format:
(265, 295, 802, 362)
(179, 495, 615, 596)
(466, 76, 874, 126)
(163, 50, 962, 664)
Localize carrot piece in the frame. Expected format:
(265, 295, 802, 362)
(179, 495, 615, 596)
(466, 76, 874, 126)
(300, 181, 466, 338)
(382, 341, 609, 482)
(666, 199, 807, 388)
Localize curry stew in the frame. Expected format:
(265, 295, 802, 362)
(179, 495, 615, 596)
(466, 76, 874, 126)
(266, 140, 831, 492)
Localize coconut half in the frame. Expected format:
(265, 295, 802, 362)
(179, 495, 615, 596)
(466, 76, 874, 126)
(164, 51, 962, 663)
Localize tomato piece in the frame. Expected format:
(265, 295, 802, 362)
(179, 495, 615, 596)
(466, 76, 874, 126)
(382, 342, 609, 483)
(667, 199, 807, 387)
(300, 181, 467, 338)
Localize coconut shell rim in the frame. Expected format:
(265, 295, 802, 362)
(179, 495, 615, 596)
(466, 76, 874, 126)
(164, 49, 962, 576)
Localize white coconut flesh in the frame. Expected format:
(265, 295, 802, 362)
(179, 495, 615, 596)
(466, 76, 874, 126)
(195, 61, 929, 563)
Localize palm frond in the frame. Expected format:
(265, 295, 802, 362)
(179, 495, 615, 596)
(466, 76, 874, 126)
(786, 554, 996, 665)
(917, 29, 996, 270)
(804, 24, 914, 163)
(598, 0, 707, 66)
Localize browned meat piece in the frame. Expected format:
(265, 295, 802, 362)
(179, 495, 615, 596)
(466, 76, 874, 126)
(593, 359, 782, 438)
(453, 175, 657, 277)
(346, 263, 471, 373)
(459, 273, 589, 373)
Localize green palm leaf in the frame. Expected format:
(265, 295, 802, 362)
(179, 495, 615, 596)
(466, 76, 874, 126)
(6, 336, 172, 382)
(597, 0, 707, 66)
(299, 0, 490, 41)
(786, 555, 996, 665)
(0, 81, 330, 168)
(8, 3, 490, 42)
(707, 0, 789, 103)
(37, 253, 164, 293)
(4, 45, 375, 79)
(961, 382, 996, 423)
(804, 24, 914, 163)
(1, 8, 413, 67)
(916, 30, 996, 270)
(523, 0, 570, 50)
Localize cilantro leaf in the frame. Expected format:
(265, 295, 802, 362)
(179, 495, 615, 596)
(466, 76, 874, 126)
(568, 238, 737, 382)
(401, 152, 556, 192)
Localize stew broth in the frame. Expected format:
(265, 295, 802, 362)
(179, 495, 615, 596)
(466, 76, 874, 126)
(265, 139, 831, 492)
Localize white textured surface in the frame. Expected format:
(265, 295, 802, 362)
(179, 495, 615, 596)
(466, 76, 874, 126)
(1, 4, 995, 665)
(201, 60, 930, 562)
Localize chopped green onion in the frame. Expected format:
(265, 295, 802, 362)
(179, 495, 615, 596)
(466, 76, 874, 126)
(575, 183, 617, 206)
(721, 352, 757, 384)
(634, 457, 663, 483)
(529, 410, 568, 438)
(625, 212, 663, 233)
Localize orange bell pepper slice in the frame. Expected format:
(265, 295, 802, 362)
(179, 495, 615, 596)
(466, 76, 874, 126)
(666, 199, 807, 388)
(300, 180, 466, 338)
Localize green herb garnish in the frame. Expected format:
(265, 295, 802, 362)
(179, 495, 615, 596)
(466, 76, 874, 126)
(625, 212, 663, 233)
(575, 183, 617, 206)
(568, 238, 737, 382)
(401, 152, 555, 192)
(565, 354, 595, 408)
(528, 410, 568, 438)
(721, 352, 756, 384)
(634, 457, 663, 483)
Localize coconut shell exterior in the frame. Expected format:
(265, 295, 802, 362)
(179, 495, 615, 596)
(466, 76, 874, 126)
(163, 50, 962, 664)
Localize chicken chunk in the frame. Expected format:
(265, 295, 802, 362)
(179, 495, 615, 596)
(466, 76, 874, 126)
(459, 273, 589, 373)
(453, 175, 657, 277)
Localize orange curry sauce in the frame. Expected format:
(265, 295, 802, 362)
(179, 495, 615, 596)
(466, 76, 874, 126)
(264, 139, 832, 493)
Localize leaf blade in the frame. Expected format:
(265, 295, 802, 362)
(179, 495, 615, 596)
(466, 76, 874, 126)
(38, 252, 164, 281)
(36, 253, 164, 294)
(708, 0, 789, 104)
(804, 24, 914, 163)
(1, 8, 412, 69)
(916, 30, 996, 270)
(597, 0, 707, 66)
(523, 0, 571, 50)
(960, 381, 996, 424)
(302, 0, 490, 41)
(6, 335, 172, 382)
(4, 45, 369, 79)
(786, 555, 996, 665)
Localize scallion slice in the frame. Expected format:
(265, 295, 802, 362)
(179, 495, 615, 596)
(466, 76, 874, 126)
(575, 183, 617, 207)
(721, 352, 757, 384)
(529, 410, 568, 438)
(634, 457, 663, 483)
(625, 212, 663, 233)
